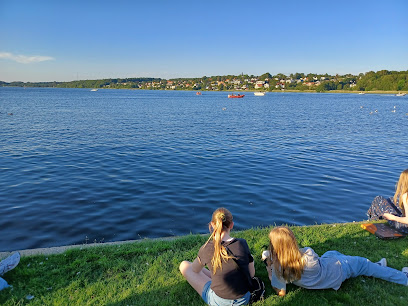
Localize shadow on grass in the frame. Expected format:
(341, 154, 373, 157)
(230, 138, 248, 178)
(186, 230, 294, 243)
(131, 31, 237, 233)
(106, 281, 205, 306)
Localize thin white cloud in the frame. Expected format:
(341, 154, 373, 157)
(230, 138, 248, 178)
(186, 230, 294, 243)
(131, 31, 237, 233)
(0, 52, 55, 64)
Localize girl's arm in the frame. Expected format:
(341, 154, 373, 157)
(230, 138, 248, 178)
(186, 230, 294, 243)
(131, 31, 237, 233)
(248, 260, 255, 278)
(384, 193, 408, 224)
(191, 257, 205, 273)
(265, 264, 286, 296)
(383, 213, 408, 224)
(269, 265, 287, 297)
(262, 252, 287, 296)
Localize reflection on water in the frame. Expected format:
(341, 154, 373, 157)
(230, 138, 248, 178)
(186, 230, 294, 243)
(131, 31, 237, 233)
(1, 88, 407, 251)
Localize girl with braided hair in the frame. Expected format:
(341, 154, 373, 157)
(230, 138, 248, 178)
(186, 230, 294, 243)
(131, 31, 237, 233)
(179, 208, 255, 305)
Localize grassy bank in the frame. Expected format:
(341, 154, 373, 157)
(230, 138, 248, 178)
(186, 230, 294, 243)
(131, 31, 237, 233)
(1, 222, 407, 305)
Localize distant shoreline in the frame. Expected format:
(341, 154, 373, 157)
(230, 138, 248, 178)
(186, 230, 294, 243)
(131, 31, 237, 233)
(271, 89, 407, 95)
(1, 86, 407, 95)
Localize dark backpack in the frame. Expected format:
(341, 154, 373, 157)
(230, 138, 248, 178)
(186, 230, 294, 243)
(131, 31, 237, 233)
(248, 275, 265, 304)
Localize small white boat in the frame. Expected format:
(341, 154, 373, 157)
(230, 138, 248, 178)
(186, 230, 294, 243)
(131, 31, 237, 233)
(396, 92, 406, 96)
(91, 89, 98, 92)
(358, 92, 365, 95)
(254, 92, 266, 96)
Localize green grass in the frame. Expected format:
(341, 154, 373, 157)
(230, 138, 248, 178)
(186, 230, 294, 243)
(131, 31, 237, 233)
(1, 222, 407, 305)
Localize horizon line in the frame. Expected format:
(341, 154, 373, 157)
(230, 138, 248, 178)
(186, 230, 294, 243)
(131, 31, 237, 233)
(2, 69, 407, 83)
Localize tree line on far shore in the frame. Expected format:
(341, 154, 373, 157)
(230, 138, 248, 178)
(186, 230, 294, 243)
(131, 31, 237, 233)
(1, 70, 407, 92)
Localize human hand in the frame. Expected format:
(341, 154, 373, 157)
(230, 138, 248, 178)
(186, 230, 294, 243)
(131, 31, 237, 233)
(261, 250, 271, 267)
(261, 250, 270, 261)
(383, 213, 396, 221)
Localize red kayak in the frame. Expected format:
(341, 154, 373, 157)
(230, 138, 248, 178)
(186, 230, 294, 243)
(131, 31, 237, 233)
(228, 94, 245, 98)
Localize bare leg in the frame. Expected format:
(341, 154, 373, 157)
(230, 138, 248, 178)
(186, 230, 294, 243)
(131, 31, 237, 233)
(179, 261, 211, 296)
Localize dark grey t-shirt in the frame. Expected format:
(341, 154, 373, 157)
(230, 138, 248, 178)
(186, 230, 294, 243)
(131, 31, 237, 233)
(198, 238, 254, 299)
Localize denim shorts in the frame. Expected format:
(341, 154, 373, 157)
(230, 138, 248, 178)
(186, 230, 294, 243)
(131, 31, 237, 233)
(201, 281, 250, 306)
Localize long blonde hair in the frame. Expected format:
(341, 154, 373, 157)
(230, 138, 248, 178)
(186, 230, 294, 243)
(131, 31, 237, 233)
(268, 227, 305, 282)
(394, 169, 408, 211)
(206, 207, 234, 274)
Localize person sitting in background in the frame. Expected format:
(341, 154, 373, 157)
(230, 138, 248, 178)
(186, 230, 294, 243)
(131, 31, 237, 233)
(179, 207, 255, 305)
(0, 252, 21, 291)
(367, 169, 408, 233)
(262, 227, 408, 297)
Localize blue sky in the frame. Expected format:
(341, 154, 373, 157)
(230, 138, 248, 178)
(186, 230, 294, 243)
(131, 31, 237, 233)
(1, 0, 407, 82)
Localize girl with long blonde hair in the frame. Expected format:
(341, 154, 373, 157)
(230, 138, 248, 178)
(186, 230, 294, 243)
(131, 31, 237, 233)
(179, 208, 255, 305)
(367, 169, 408, 233)
(262, 227, 408, 296)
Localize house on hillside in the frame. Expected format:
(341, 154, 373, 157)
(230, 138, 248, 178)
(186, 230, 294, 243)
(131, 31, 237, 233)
(255, 81, 264, 89)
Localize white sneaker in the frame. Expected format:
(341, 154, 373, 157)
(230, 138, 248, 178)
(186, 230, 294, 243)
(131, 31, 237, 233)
(375, 258, 387, 267)
(0, 252, 21, 276)
(402, 267, 408, 286)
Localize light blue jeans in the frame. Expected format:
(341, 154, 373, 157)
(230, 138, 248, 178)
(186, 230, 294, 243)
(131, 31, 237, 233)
(0, 277, 10, 291)
(323, 251, 408, 286)
(202, 281, 251, 306)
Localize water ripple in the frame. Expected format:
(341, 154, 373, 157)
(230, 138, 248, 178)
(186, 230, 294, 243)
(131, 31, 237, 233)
(1, 88, 408, 250)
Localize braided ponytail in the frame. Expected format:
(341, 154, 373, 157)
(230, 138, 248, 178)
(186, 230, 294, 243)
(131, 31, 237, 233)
(206, 208, 234, 274)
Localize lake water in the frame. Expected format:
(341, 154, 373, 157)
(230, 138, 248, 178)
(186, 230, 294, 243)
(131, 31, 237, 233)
(1, 88, 407, 251)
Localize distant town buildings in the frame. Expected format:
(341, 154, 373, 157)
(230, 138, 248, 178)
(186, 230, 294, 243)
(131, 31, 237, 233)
(2, 71, 372, 91)
(100, 74, 359, 91)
